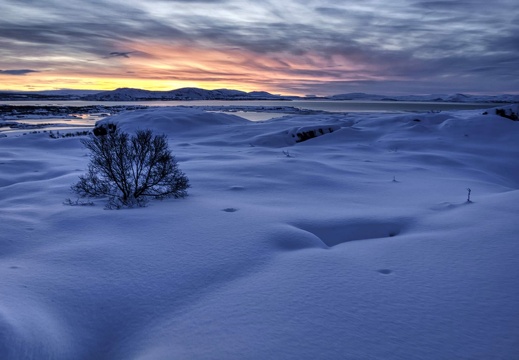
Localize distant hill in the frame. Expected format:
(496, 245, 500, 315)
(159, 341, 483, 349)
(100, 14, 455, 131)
(0, 87, 517, 103)
(328, 92, 519, 103)
(35, 89, 102, 97)
(81, 87, 290, 101)
(0, 89, 100, 101)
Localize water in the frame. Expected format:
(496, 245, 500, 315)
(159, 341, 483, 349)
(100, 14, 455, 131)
(0, 99, 499, 113)
(0, 112, 103, 136)
(0, 99, 501, 136)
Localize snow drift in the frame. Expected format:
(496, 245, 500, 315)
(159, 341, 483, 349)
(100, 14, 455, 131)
(1, 106, 518, 359)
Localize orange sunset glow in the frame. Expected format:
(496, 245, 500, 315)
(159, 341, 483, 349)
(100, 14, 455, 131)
(1, 0, 517, 95)
(2, 41, 369, 96)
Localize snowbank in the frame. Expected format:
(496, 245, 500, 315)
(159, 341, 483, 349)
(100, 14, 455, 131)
(95, 106, 249, 135)
(1, 106, 518, 359)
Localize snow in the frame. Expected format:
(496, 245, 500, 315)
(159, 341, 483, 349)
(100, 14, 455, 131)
(1, 105, 518, 359)
(330, 92, 519, 103)
(82, 87, 291, 101)
(82, 88, 519, 103)
(6, 86, 514, 103)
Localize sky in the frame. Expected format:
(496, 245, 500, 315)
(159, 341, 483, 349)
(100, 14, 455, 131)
(0, 0, 518, 96)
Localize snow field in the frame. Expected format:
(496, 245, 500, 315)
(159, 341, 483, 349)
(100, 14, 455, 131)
(1, 106, 518, 359)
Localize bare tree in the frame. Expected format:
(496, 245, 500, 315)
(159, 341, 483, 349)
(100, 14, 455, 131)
(72, 128, 189, 208)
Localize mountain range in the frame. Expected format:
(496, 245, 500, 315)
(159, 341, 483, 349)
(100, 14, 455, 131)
(0, 87, 517, 103)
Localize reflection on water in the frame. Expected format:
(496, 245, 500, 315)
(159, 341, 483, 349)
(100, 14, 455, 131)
(1, 99, 500, 137)
(3, 116, 99, 126)
(0, 113, 105, 136)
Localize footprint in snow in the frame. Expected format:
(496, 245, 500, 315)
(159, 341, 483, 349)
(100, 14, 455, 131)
(377, 269, 393, 275)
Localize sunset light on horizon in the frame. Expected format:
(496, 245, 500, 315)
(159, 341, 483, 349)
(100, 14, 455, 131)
(1, 0, 518, 96)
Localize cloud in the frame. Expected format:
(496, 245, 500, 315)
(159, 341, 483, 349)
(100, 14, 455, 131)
(0, 69, 39, 75)
(0, 0, 518, 94)
(108, 52, 132, 58)
(84, 50, 150, 62)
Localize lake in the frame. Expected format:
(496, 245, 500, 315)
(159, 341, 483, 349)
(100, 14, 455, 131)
(0, 99, 500, 113)
(0, 99, 504, 136)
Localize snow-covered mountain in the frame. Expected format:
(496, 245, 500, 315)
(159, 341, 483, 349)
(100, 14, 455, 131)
(81, 87, 289, 101)
(1, 87, 517, 103)
(87, 88, 517, 103)
(329, 92, 519, 103)
(0, 89, 100, 100)
(31, 89, 101, 97)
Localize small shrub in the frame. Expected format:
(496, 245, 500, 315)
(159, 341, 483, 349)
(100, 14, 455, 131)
(63, 198, 95, 206)
(72, 128, 189, 208)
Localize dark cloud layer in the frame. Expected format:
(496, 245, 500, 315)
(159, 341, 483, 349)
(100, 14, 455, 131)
(0, 69, 40, 75)
(0, 0, 517, 94)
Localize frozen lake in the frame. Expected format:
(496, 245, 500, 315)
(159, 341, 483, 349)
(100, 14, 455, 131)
(0, 99, 504, 136)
